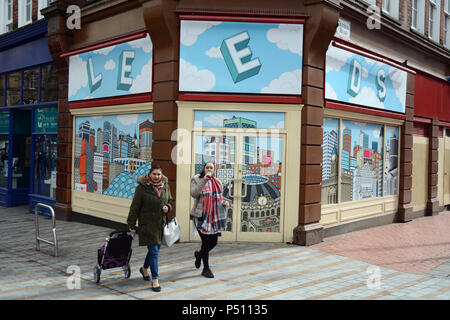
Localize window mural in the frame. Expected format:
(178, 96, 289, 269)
(180, 21, 303, 95)
(194, 110, 285, 129)
(74, 113, 153, 199)
(69, 35, 153, 101)
(325, 44, 407, 113)
(322, 118, 340, 205)
(384, 126, 399, 196)
(341, 120, 384, 202)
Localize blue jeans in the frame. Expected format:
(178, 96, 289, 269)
(143, 244, 160, 279)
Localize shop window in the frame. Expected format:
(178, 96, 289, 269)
(34, 135, 57, 197)
(0, 134, 8, 188)
(0, 75, 4, 107)
(322, 118, 340, 205)
(341, 120, 384, 202)
(74, 112, 153, 199)
(23, 68, 39, 105)
(6, 72, 20, 106)
(41, 64, 59, 103)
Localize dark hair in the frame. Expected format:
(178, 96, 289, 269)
(199, 162, 214, 179)
(149, 164, 162, 174)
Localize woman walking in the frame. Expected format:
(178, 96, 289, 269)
(127, 165, 173, 292)
(190, 162, 228, 278)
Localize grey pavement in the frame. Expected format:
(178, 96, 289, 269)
(1, 205, 450, 300)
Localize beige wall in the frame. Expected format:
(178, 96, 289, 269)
(411, 136, 429, 212)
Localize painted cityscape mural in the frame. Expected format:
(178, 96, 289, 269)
(322, 118, 399, 204)
(193, 111, 283, 233)
(74, 113, 153, 199)
(180, 21, 303, 95)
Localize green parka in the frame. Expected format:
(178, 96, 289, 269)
(127, 175, 173, 246)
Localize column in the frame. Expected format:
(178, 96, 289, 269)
(427, 118, 440, 215)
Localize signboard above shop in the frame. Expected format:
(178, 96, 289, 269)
(325, 43, 407, 114)
(68, 35, 153, 102)
(179, 20, 303, 95)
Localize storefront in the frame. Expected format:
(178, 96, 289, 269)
(0, 19, 58, 213)
(66, 32, 154, 223)
(321, 37, 412, 231)
(175, 18, 304, 242)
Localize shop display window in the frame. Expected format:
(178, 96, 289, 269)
(74, 112, 153, 199)
(22, 68, 39, 105)
(34, 135, 57, 198)
(322, 118, 399, 205)
(0, 75, 4, 107)
(40, 64, 58, 103)
(7, 72, 20, 106)
(322, 118, 340, 205)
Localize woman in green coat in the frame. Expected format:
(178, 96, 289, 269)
(127, 165, 173, 292)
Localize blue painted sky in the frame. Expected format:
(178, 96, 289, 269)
(180, 21, 303, 94)
(194, 110, 285, 129)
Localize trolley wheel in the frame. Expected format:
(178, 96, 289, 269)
(123, 264, 131, 279)
(94, 265, 102, 284)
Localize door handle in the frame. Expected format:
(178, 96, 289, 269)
(241, 180, 248, 198)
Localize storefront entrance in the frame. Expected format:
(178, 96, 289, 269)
(190, 130, 286, 242)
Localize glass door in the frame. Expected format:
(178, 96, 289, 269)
(190, 130, 286, 242)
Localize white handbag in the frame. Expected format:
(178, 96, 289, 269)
(162, 217, 181, 247)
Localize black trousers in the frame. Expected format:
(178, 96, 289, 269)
(197, 230, 219, 269)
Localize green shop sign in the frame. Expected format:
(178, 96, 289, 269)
(34, 107, 58, 133)
(0, 112, 9, 133)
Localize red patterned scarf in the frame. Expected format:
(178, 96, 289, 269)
(201, 176, 226, 233)
(145, 174, 164, 197)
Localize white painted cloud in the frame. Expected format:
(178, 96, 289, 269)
(269, 121, 285, 129)
(364, 57, 384, 68)
(181, 20, 222, 46)
(260, 69, 301, 95)
(349, 86, 385, 109)
(267, 24, 303, 55)
(205, 46, 223, 59)
(117, 114, 138, 126)
(93, 45, 116, 55)
(388, 66, 407, 109)
(129, 58, 152, 94)
(69, 55, 88, 97)
(104, 59, 116, 70)
(326, 44, 354, 73)
(179, 59, 216, 92)
(373, 129, 380, 139)
(325, 81, 338, 100)
(203, 113, 230, 127)
(129, 35, 153, 53)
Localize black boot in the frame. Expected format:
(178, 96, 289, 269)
(194, 251, 201, 269)
(202, 267, 214, 278)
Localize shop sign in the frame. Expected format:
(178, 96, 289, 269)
(68, 35, 153, 102)
(0, 112, 9, 133)
(325, 44, 407, 113)
(34, 107, 58, 133)
(179, 20, 303, 95)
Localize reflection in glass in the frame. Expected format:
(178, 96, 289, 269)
(12, 136, 31, 189)
(322, 118, 340, 205)
(34, 135, 57, 198)
(23, 68, 39, 105)
(41, 64, 59, 102)
(0, 134, 8, 188)
(195, 135, 235, 232)
(7, 72, 20, 106)
(384, 126, 399, 196)
(241, 136, 282, 233)
(0, 75, 4, 107)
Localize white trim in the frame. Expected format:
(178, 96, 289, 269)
(382, 0, 399, 20)
(428, 0, 441, 44)
(411, 0, 426, 34)
(38, 0, 52, 20)
(0, 0, 13, 35)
